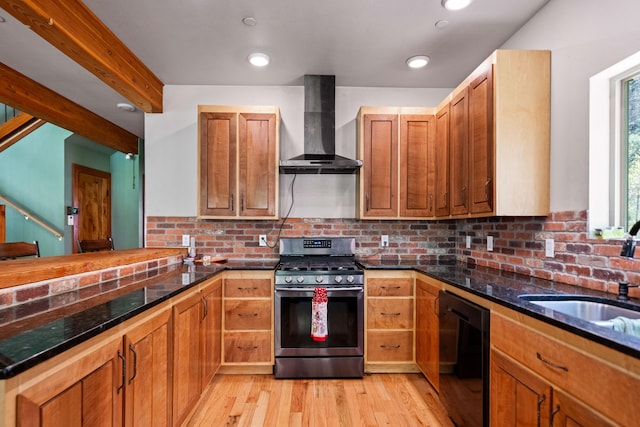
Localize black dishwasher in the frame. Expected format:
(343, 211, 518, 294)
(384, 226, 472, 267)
(439, 291, 490, 427)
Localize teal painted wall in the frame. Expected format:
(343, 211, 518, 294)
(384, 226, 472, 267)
(1, 125, 143, 255)
(0, 123, 70, 256)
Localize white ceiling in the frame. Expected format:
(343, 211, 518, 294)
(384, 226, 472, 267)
(0, 0, 549, 140)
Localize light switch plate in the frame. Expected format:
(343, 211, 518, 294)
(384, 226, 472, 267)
(487, 236, 494, 252)
(545, 238, 555, 257)
(181, 235, 190, 247)
(466, 235, 471, 249)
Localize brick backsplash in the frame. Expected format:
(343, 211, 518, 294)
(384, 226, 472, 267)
(147, 211, 640, 298)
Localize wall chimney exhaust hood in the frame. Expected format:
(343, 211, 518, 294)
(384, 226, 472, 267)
(279, 75, 363, 174)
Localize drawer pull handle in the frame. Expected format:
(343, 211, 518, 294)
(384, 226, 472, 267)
(238, 313, 259, 317)
(381, 312, 401, 316)
(237, 345, 259, 350)
(536, 352, 568, 372)
(237, 287, 258, 291)
(380, 344, 401, 349)
(380, 286, 401, 290)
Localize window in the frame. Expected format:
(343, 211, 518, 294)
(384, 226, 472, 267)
(589, 50, 640, 236)
(625, 74, 640, 228)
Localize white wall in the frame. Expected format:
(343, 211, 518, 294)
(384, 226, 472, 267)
(145, 85, 450, 218)
(146, 0, 640, 218)
(501, 0, 640, 212)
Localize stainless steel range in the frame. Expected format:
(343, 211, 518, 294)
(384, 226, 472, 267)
(274, 237, 364, 378)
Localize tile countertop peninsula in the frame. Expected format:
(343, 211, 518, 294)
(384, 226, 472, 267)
(359, 258, 640, 360)
(0, 258, 277, 379)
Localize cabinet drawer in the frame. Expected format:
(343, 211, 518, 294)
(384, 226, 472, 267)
(224, 278, 271, 298)
(492, 314, 640, 426)
(367, 298, 413, 329)
(367, 331, 413, 362)
(224, 331, 272, 363)
(224, 300, 271, 330)
(367, 278, 413, 296)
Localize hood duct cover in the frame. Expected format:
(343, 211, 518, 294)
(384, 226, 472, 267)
(279, 75, 363, 174)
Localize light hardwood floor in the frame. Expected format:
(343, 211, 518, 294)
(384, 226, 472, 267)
(185, 373, 454, 427)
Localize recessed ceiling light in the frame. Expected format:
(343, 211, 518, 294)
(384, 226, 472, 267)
(116, 102, 136, 112)
(242, 17, 257, 26)
(442, 0, 472, 11)
(406, 55, 430, 69)
(248, 53, 270, 67)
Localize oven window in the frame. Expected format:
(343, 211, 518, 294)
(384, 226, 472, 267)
(280, 296, 359, 348)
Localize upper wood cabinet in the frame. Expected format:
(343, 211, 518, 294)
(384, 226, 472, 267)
(357, 107, 436, 219)
(198, 105, 280, 219)
(449, 87, 469, 216)
(434, 103, 450, 217)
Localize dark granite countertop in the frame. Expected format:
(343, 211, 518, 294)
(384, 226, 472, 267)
(360, 258, 640, 359)
(0, 259, 277, 379)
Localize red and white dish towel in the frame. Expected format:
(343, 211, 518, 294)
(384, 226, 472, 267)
(311, 287, 328, 342)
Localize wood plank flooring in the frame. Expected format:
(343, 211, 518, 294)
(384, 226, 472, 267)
(185, 374, 454, 427)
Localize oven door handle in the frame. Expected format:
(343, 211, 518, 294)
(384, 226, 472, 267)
(275, 286, 363, 292)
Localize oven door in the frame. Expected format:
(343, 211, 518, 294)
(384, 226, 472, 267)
(274, 286, 364, 357)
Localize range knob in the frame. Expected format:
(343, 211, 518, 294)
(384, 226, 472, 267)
(296, 276, 305, 284)
(334, 275, 343, 284)
(284, 276, 293, 284)
(346, 275, 355, 284)
(315, 276, 324, 283)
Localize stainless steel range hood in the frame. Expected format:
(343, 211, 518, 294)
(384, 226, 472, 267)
(279, 75, 363, 174)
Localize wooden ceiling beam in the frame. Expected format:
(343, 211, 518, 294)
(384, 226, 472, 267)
(0, 0, 163, 113)
(0, 62, 139, 154)
(0, 112, 45, 153)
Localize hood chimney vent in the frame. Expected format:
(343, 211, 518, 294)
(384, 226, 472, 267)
(279, 75, 363, 174)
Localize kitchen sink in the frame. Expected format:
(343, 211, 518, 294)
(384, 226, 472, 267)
(518, 294, 640, 327)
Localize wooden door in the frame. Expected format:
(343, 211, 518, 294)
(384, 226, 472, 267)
(199, 112, 237, 217)
(172, 292, 203, 426)
(449, 87, 469, 216)
(362, 114, 398, 217)
(238, 113, 277, 217)
(415, 280, 439, 390)
(0, 204, 5, 242)
(124, 308, 171, 427)
(434, 104, 450, 217)
(17, 336, 123, 427)
(200, 279, 222, 388)
(72, 164, 111, 253)
(469, 66, 494, 214)
(491, 349, 551, 427)
(400, 115, 435, 217)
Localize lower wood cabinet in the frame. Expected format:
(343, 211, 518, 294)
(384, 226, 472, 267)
(365, 273, 416, 372)
(16, 305, 172, 427)
(415, 276, 440, 390)
(221, 272, 273, 372)
(172, 278, 222, 426)
(491, 312, 636, 426)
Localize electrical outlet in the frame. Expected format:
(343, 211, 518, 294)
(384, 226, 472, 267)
(381, 235, 389, 248)
(466, 235, 471, 249)
(259, 235, 267, 247)
(487, 236, 494, 252)
(545, 238, 555, 257)
(181, 234, 190, 247)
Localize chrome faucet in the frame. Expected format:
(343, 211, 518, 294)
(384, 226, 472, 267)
(618, 281, 639, 301)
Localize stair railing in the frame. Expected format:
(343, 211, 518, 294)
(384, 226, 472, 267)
(0, 195, 63, 240)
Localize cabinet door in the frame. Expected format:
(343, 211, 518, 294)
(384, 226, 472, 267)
(491, 350, 551, 427)
(415, 280, 439, 390)
(172, 292, 203, 426)
(362, 114, 398, 217)
(469, 66, 494, 214)
(124, 308, 171, 427)
(551, 390, 613, 427)
(200, 279, 222, 388)
(434, 104, 450, 217)
(17, 337, 123, 427)
(449, 87, 469, 216)
(199, 112, 237, 216)
(238, 113, 277, 217)
(400, 114, 435, 217)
